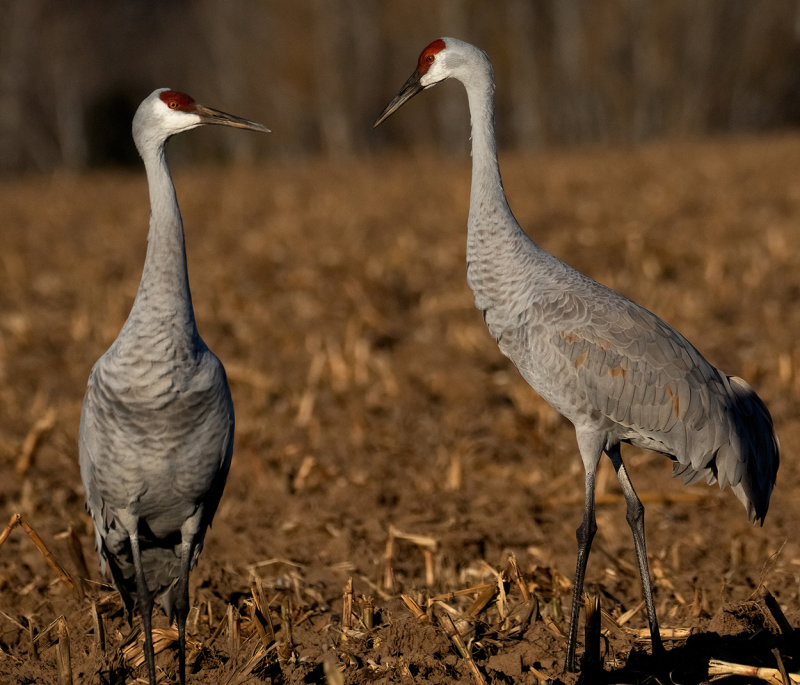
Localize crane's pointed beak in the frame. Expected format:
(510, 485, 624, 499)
(374, 71, 424, 127)
(196, 104, 271, 133)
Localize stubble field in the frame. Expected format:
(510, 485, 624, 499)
(0, 136, 798, 683)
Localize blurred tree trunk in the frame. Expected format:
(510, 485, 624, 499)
(197, 0, 254, 161)
(347, 0, 381, 140)
(0, 0, 42, 171)
(505, 0, 543, 149)
(313, 0, 356, 158)
(630, 0, 662, 141)
(551, 0, 584, 143)
(50, 10, 90, 169)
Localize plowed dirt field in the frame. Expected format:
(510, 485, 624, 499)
(1, 137, 798, 683)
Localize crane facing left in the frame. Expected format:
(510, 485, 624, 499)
(79, 89, 269, 685)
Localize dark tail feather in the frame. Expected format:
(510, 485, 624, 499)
(726, 376, 779, 525)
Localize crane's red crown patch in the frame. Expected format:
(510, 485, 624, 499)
(159, 90, 196, 112)
(417, 39, 446, 75)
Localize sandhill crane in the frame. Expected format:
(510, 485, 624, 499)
(79, 89, 268, 684)
(375, 38, 779, 672)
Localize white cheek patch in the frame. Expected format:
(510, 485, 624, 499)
(420, 70, 440, 88)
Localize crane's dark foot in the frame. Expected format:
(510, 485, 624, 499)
(648, 635, 668, 677)
(562, 631, 580, 673)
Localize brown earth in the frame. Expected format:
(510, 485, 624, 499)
(0, 136, 799, 684)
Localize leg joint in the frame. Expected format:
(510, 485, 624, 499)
(625, 497, 644, 527)
(576, 516, 597, 546)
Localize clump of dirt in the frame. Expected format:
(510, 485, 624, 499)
(708, 599, 777, 637)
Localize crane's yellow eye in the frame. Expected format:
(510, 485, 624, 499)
(426, 54, 434, 63)
(169, 101, 179, 109)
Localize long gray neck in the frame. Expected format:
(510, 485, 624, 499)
(124, 143, 197, 340)
(463, 58, 528, 265)
(466, 67, 505, 217)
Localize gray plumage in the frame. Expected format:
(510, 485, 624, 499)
(79, 88, 268, 685)
(375, 38, 779, 672)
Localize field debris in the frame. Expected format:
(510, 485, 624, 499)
(0, 513, 76, 594)
(15, 407, 57, 475)
(708, 658, 800, 684)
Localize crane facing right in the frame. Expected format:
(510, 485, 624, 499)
(375, 37, 779, 673)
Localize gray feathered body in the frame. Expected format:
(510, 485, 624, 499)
(79, 117, 234, 620)
(458, 41, 777, 523)
(80, 323, 233, 618)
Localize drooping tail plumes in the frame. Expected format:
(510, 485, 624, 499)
(726, 375, 779, 524)
(671, 374, 779, 524)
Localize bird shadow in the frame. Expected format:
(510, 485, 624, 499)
(594, 626, 800, 684)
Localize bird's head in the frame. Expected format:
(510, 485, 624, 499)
(374, 37, 484, 127)
(133, 88, 270, 155)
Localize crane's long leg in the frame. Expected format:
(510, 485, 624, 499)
(174, 538, 192, 685)
(607, 445, 664, 658)
(129, 529, 157, 685)
(564, 464, 598, 672)
(175, 510, 201, 685)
